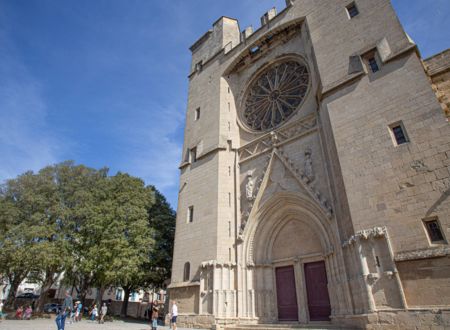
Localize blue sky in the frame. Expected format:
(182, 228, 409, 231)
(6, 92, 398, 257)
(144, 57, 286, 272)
(0, 0, 449, 208)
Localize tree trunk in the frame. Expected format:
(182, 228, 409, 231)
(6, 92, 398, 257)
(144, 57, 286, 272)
(96, 286, 106, 309)
(6, 276, 22, 308)
(120, 287, 131, 317)
(35, 271, 56, 313)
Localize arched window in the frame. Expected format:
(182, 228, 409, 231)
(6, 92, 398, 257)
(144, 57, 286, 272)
(183, 262, 190, 282)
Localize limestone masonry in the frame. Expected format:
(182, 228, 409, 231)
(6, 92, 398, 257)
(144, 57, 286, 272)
(169, 1, 450, 329)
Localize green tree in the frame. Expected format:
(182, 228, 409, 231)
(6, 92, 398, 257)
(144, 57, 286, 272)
(66, 172, 155, 309)
(119, 187, 176, 316)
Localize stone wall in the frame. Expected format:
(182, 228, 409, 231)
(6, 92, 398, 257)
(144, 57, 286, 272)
(425, 49, 450, 119)
(397, 256, 450, 307)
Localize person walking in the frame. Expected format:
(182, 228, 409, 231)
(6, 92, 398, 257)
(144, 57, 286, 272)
(55, 290, 73, 330)
(99, 303, 107, 324)
(170, 300, 178, 330)
(151, 305, 159, 330)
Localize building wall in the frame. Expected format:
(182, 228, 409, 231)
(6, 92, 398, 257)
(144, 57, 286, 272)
(170, 0, 450, 328)
(425, 48, 450, 119)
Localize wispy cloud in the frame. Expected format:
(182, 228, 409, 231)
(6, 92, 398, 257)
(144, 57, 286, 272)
(113, 99, 185, 204)
(0, 26, 62, 181)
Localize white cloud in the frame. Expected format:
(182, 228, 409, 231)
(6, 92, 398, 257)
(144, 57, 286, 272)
(0, 25, 63, 181)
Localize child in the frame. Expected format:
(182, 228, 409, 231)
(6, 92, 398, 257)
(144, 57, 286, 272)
(15, 306, 23, 319)
(23, 306, 32, 320)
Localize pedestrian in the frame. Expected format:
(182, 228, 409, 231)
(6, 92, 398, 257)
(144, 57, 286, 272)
(90, 304, 98, 321)
(75, 301, 82, 322)
(15, 306, 23, 319)
(55, 290, 73, 330)
(70, 302, 77, 324)
(151, 305, 159, 330)
(0, 300, 6, 321)
(99, 302, 107, 324)
(170, 300, 178, 330)
(24, 305, 32, 320)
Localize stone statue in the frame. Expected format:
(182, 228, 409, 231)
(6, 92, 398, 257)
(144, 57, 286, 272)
(245, 171, 255, 201)
(304, 148, 314, 183)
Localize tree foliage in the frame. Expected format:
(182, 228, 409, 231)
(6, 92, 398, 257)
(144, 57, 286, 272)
(0, 161, 175, 311)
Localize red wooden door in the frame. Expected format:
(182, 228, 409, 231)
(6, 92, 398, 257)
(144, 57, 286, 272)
(275, 266, 298, 321)
(304, 261, 331, 321)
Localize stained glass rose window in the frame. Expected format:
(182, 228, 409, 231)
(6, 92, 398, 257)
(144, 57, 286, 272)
(242, 60, 309, 131)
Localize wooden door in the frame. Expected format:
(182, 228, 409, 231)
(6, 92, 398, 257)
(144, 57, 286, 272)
(304, 261, 331, 321)
(275, 266, 298, 321)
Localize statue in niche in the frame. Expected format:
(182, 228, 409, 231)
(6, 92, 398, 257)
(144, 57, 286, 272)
(245, 171, 255, 201)
(304, 148, 315, 183)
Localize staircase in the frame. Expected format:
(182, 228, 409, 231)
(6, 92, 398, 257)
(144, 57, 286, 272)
(224, 323, 348, 330)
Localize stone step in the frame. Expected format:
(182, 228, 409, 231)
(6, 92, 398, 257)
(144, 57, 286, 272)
(224, 323, 344, 330)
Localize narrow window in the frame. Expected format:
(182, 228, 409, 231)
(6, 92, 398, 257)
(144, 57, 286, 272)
(228, 102, 230, 112)
(375, 256, 380, 268)
(228, 87, 230, 94)
(389, 122, 409, 146)
(228, 121, 231, 131)
(228, 192, 231, 207)
(190, 147, 197, 163)
(187, 206, 194, 223)
(368, 57, 379, 73)
(229, 248, 232, 261)
(195, 61, 203, 72)
(228, 166, 231, 176)
(423, 218, 446, 243)
(183, 262, 190, 281)
(195, 107, 200, 121)
(346, 2, 359, 18)
(228, 221, 231, 237)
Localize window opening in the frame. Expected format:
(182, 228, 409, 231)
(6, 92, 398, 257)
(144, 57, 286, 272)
(368, 57, 379, 73)
(424, 218, 445, 243)
(195, 107, 200, 121)
(190, 147, 197, 163)
(389, 122, 409, 146)
(183, 262, 190, 281)
(346, 3, 359, 18)
(187, 206, 194, 223)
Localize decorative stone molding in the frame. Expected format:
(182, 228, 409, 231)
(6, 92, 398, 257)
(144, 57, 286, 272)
(245, 171, 255, 201)
(277, 147, 332, 218)
(238, 115, 317, 163)
(366, 273, 379, 286)
(303, 147, 314, 183)
(395, 246, 450, 262)
(342, 226, 387, 248)
(200, 260, 237, 268)
(239, 156, 271, 235)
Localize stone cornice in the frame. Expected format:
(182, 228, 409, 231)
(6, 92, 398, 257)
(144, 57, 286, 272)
(395, 246, 450, 262)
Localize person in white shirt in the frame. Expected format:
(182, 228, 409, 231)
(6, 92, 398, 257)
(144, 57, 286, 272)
(170, 300, 178, 330)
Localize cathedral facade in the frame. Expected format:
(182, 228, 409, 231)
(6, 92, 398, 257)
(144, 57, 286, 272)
(169, 1, 450, 328)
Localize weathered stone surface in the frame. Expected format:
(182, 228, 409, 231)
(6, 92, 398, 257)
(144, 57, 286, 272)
(170, 0, 450, 329)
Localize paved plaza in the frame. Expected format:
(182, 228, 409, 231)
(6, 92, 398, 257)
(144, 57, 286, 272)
(0, 319, 206, 330)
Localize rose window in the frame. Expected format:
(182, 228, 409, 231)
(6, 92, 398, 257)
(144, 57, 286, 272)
(242, 60, 310, 131)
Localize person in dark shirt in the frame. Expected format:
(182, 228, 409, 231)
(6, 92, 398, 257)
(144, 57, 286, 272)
(55, 291, 73, 330)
